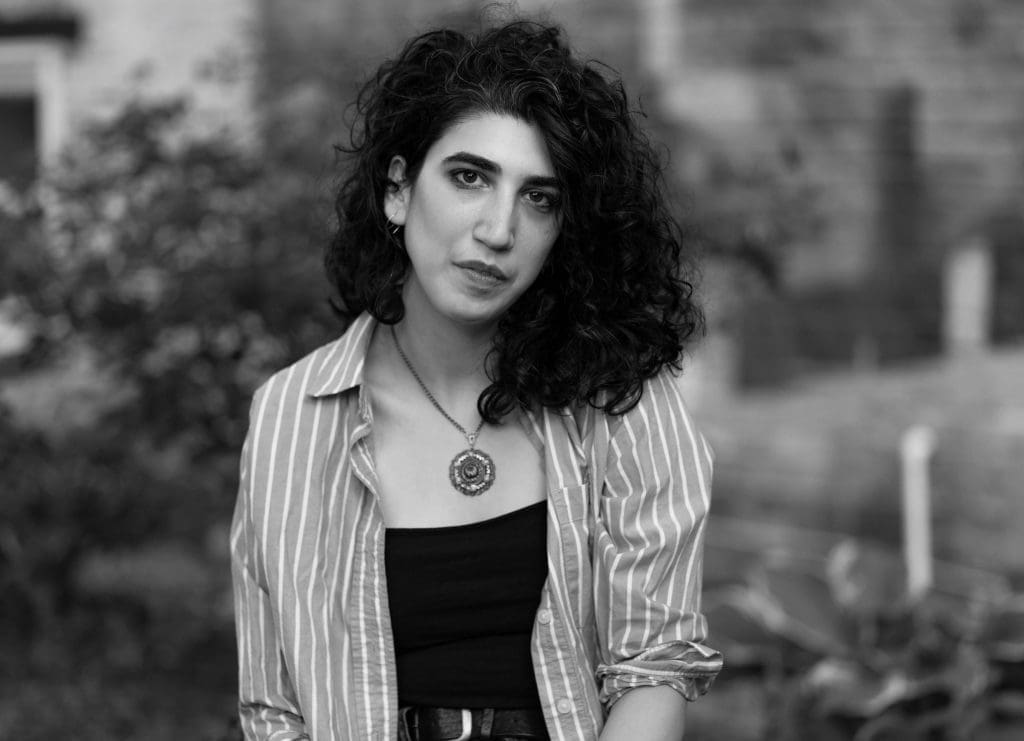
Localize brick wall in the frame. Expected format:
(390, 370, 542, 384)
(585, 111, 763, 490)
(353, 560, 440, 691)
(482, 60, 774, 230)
(642, 0, 1024, 379)
(668, 0, 1024, 286)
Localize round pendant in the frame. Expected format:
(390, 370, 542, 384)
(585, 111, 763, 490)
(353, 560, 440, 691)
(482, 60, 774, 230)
(449, 448, 496, 496)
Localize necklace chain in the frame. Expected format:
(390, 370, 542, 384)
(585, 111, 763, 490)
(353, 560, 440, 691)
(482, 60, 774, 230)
(390, 326, 485, 447)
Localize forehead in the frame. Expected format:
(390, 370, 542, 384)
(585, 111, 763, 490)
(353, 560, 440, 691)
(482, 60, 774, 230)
(426, 112, 556, 177)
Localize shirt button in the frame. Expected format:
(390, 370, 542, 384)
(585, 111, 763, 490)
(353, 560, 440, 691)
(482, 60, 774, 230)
(556, 698, 573, 714)
(537, 609, 552, 625)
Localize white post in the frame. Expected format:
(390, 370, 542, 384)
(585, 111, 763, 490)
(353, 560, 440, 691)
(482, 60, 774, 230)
(901, 424, 938, 599)
(943, 236, 993, 357)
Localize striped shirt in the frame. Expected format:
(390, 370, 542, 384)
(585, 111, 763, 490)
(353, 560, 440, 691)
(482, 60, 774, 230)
(230, 313, 722, 740)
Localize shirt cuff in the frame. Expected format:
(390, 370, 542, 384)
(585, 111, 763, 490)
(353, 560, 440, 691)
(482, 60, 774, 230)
(596, 640, 723, 707)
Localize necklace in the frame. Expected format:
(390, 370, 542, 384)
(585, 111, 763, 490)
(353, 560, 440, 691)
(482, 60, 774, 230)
(390, 326, 496, 496)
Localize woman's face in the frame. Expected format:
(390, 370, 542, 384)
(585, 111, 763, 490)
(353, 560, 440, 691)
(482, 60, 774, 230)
(385, 112, 562, 332)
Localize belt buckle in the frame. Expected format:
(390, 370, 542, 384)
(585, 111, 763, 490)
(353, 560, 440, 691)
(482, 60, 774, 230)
(451, 708, 473, 741)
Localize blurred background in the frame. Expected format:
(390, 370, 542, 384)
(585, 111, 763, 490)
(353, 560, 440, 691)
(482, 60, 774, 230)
(1, 0, 1022, 739)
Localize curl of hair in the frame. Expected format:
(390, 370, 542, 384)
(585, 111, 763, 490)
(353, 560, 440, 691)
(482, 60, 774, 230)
(326, 20, 703, 421)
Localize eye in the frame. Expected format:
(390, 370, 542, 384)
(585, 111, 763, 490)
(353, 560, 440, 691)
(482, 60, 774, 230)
(451, 169, 485, 187)
(524, 189, 559, 212)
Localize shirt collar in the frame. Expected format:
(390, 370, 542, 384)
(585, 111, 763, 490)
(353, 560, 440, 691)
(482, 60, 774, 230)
(308, 312, 377, 398)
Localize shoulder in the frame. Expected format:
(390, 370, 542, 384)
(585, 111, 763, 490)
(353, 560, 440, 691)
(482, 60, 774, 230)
(250, 338, 341, 417)
(249, 315, 374, 420)
(572, 366, 709, 454)
(239, 324, 369, 497)
(599, 366, 714, 489)
(608, 367, 702, 441)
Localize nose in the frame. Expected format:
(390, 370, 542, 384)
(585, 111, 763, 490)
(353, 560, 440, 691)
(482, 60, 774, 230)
(472, 193, 516, 251)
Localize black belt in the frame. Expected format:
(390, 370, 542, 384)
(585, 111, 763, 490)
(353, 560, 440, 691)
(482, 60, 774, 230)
(399, 706, 549, 741)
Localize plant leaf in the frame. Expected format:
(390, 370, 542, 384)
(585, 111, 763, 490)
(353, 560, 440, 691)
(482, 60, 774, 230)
(826, 539, 910, 618)
(982, 596, 1024, 663)
(750, 561, 854, 656)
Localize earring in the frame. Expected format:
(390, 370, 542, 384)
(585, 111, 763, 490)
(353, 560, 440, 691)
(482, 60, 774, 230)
(385, 214, 404, 251)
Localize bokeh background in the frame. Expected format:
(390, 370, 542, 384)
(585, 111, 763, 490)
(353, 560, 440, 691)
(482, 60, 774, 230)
(1, 1, 1023, 739)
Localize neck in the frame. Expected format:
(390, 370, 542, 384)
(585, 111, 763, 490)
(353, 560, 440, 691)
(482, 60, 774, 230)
(391, 313, 495, 400)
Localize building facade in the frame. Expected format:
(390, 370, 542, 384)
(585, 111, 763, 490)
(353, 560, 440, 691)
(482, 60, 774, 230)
(0, 0, 256, 185)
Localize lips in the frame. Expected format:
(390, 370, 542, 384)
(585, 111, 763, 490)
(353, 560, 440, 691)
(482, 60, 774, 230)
(455, 260, 508, 282)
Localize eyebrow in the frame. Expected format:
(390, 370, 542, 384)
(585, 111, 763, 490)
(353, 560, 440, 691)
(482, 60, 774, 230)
(442, 152, 560, 189)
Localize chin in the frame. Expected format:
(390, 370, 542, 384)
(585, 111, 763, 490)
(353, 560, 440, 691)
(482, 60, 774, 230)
(451, 310, 503, 328)
(430, 293, 496, 322)
(442, 301, 509, 328)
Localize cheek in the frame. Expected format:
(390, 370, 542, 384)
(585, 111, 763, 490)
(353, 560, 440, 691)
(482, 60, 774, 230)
(410, 192, 473, 244)
(529, 228, 560, 273)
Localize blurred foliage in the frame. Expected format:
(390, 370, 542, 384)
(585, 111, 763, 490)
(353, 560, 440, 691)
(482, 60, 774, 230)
(704, 540, 1024, 740)
(1, 97, 336, 451)
(0, 95, 338, 738)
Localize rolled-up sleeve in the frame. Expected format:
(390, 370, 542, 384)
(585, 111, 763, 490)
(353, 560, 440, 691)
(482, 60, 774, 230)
(230, 393, 310, 740)
(592, 370, 723, 709)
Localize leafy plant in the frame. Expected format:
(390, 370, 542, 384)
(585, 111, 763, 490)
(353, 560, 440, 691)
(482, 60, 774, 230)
(0, 95, 340, 738)
(706, 539, 1024, 740)
(2, 97, 337, 449)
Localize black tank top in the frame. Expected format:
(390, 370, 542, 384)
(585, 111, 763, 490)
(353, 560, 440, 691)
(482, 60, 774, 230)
(385, 500, 548, 708)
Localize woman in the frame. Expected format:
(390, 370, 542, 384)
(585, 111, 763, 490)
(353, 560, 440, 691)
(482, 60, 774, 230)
(231, 19, 722, 741)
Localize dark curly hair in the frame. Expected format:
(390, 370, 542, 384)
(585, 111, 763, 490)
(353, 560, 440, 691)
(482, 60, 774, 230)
(326, 20, 703, 421)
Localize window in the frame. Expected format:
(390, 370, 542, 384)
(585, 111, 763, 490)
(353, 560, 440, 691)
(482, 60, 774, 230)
(0, 94, 37, 187)
(0, 16, 78, 186)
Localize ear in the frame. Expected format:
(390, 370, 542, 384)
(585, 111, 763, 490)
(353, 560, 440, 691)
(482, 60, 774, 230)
(384, 156, 410, 226)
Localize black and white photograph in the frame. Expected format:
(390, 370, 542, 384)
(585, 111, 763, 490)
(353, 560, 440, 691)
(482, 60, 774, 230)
(2, 1, 1023, 739)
